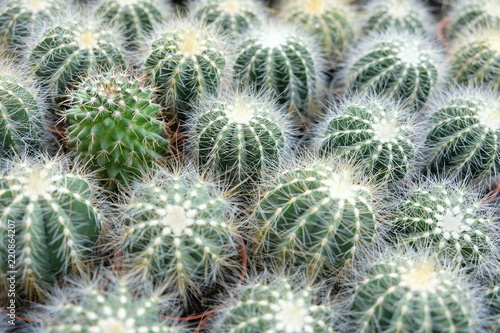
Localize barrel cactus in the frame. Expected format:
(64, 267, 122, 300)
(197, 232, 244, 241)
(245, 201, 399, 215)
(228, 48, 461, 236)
(0, 155, 102, 301)
(315, 94, 418, 182)
(64, 71, 170, 189)
(425, 86, 500, 184)
(189, 91, 293, 190)
(349, 251, 480, 332)
(234, 23, 325, 125)
(341, 30, 446, 111)
(279, 0, 356, 64)
(446, 0, 500, 40)
(255, 156, 379, 278)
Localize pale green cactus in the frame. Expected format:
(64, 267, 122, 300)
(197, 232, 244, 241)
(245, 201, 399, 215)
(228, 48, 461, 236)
(447, 0, 500, 40)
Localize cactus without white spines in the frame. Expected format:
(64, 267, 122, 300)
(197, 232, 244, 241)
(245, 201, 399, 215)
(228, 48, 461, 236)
(96, 0, 170, 50)
(425, 86, 500, 184)
(234, 22, 325, 126)
(192, 0, 265, 36)
(0, 0, 64, 53)
(390, 177, 498, 271)
(340, 30, 446, 111)
(447, 0, 500, 41)
(449, 26, 500, 91)
(116, 165, 241, 305)
(189, 90, 294, 190)
(0, 155, 103, 301)
(64, 70, 170, 189)
(0, 60, 49, 157)
(142, 18, 230, 117)
(315, 94, 419, 182)
(348, 250, 482, 332)
(278, 0, 355, 65)
(361, 0, 435, 36)
(27, 14, 126, 103)
(255, 155, 380, 278)
(209, 276, 335, 333)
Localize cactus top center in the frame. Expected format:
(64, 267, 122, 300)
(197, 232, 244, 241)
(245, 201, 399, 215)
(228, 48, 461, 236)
(95, 317, 134, 333)
(435, 207, 465, 233)
(321, 170, 358, 200)
(275, 295, 309, 333)
(225, 0, 242, 13)
(372, 118, 399, 143)
(303, 0, 325, 14)
(116, 0, 139, 5)
(25, 166, 52, 200)
(478, 103, 500, 131)
(179, 31, 203, 55)
(79, 31, 97, 49)
(26, 0, 45, 11)
(397, 41, 424, 66)
(160, 205, 195, 236)
(401, 259, 439, 293)
(225, 101, 255, 124)
(385, 0, 412, 18)
(257, 31, 289, 49)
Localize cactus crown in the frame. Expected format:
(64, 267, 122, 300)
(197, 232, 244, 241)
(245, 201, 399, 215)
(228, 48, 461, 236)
(447, 0, 500, 39)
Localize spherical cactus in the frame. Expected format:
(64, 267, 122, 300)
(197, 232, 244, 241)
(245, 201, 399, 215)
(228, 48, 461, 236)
(390, 178, 498, 270)
(315, 94, 419, 182)
(142, 18, 230, 117)
(0, 155, 102, 301)
(447, 0, 500, 40)
(348, 252, 481, 332)
(255, 156, 380, 278)
(210, 276, 334, 333)
(96, 0, 169, 50)
(192, 0, 265, 36)
(341, 30, 446, 111)
(188, 91, 293, 190)
(425, 86, 500, 184)
(361, 0, 434, 36)
(116, 165, 241, 304)
(64, 71, 170, 189)
(278, 0, 356, 64)
(234, 23, 325, 126)
(28, 15, 126, 103)
(449, 26, 500, 91)
(0, 61, 48, 157)
(0, 0, 64, 53)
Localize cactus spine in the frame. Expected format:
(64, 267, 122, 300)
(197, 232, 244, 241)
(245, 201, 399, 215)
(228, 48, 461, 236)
(447, 0, 500, 40)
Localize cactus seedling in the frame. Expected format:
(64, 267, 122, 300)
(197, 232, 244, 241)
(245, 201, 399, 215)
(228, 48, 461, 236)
(279, 0, 356, 64)
(315, 94, 418, 182)
(446, 0, 500, 40)
(0, 155, 102, 301)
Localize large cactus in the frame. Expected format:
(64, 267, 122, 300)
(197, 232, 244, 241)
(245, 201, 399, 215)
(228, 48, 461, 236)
(446, 0, 500, 40)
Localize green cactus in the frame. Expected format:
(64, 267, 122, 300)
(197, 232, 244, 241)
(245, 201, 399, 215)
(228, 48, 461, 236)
(447, 0, 500, 40)
(189, 91, 293, 189)
(117, 166, 240, 303)
(28, 17, 126, 103)
(485, 274, 500, 332)
(143, 19, 229, 117)
(193, 0, 264, 35)
(361, 0, 434, 36)
(341, 30, 445, 111)
(64, 71, 170, 189)
(96, 0, 168, 50)
(212, 277, 334, 333)
(279, 0, 355, 64)
(255, 157, 379, 278)
(349, 253, 479, 332)
(316, 95, 418, 182)
(0, 0, 64, 53)
(0, 155, 102, 301)
(234, 23, 325, 125)
(425, 86, 500, 184)
(390, 179, 497, 270)
(449, 26, 500, 91)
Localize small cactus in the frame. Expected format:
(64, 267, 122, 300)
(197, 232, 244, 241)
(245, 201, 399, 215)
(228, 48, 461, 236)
(425, 86, 500, 184)
(348, 251, 480, 332)
(447, 0, 500, 40)
(64, 71, 170, 189)
(0, 155, 102, 301)
(234, 23, 325, 125)
(188, 91, 293, 189)
(255, 156, 379, 278)
(315, 94, 418, 182)
(279, 0, 356, 64)
(341, 30, 446, 111)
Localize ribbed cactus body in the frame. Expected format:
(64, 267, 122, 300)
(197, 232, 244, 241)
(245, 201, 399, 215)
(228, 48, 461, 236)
(234, 25, 323, 124)
(119, 168, 239, 301)
(279, 0, 355, 64)
(28, 19, 126, 102)
(65, 72, 169, 188)
(143, 21, 228, 115)
(425, 87, 500, 183)
(256, 160, 378, 276)
(0, 0, 63, 52)
(350, 255, 477, 332)
(215, 277, 333, 333)
(317, 96, 417, 182)
(0, 156, 101, 300)
(342, 31, 444, 111)
(447, 0, 500, 40)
